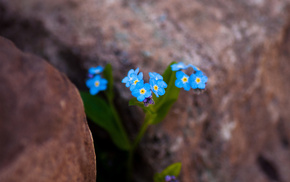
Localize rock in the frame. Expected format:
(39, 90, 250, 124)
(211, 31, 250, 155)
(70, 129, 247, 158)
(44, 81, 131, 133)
(0, 37, 96, 182)
(0, 0, 290, 182)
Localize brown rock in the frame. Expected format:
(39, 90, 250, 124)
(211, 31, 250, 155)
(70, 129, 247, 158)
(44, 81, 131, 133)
(0, 37, 96, 182)
(1, 0, 290, 182)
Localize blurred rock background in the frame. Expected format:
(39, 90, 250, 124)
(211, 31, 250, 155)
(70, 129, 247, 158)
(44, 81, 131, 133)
(0, 0, 290, 182)
(0, 37, 96, 182)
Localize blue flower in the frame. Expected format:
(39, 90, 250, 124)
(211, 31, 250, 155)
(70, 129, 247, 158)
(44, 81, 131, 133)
(150, 78, 166, 97)
(86, 75, 108, 95)
(149, 72, 163, 80)
(165, 175, 178, 182)
(88, 66, 104, 75)
(175, 71, 191, 91)
(187, 64, 200, 71)
(143, 95, 155, 107)
(129, 71, 143, 91)
(122, 68, 141, 88)
(190, 71, 208, 89)
(171, 62, 187, 71)
(131, 82, 152, 102)
(165, 175, 172, 182)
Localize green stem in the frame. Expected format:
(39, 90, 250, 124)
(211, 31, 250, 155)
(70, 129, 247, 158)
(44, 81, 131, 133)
(109, 100, 132, 149)
(132, 114, 152, 151)
(127, 114, 152, 181)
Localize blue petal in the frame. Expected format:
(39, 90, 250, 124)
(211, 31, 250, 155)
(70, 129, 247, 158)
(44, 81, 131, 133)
(153, 90, 159, 97)
(202, 76, 208, 82)
(156, 74, 163, 80)
(90, 87, 99, 95)
(89, 66, 103, 74)
(134, 68, 139, 74)
(189, 73, 195, 79)
(88, 67, 95, 74)
(137, 95, 145, 102)
(101, 78, 108, 84)
(122, 76, 129, 83)
(150, 72, 163, 80)
(132, 89, 139, 97)
(160, 80, 167, 88)
(93, 75, 101, 81)
(86, 79, 94, 87)
(198, 83, 206, 89)
(130, 84, 137, 91)
(149, 78, 155, 86)
(171, 64, 180, 71)
(129, 72, 138, 79)
(184, 83, 191, 91)
(189, 74, 195, 83)
(195, 71, 204, 77)
(171, 62, 187, 71)
(144, 90, 152, 98)
(187, 64, 200, 71)
(128, 69, 134, 77)
(125, 82, 131, 87)
(99, 85, 107, 90)
(144, 83, 151, 90)
(136, 81, 144, 87)
(175, 79, 183, 88)
(149, 72, 154, 78)
(158, 88, 165, 96)
(138, 72, 143, 80)
(191, 82, 198, 89)
(176, 71, 184, 79)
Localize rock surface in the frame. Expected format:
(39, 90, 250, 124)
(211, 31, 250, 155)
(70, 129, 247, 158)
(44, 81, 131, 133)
(1, 0, 290, 182)
(0, 37, 96, 182)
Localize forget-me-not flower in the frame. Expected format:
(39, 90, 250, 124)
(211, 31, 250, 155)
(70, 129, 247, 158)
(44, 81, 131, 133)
(175, 71, 191, 91)
(86, 75, 108, 95)
(149, 72, 167, 87)
(88, 66, 104, 75)
(122, 68, 141, 88)
(171, 62, 187, 71)
(129, 72, 143, 91)
(190, 71, 208, 89)
(149, 79, 166, 97)
(131, 82, 152, 102)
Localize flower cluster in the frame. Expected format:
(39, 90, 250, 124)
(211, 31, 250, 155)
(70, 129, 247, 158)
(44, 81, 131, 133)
(122, 68, 167, 105)
(171, 62, 208, 91)
(86, 66, 108, 95)
(165, 175, 179, 182)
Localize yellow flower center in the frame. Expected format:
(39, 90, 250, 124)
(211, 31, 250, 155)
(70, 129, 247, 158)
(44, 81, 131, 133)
(134, 80, 139, 85)
(182, 77, 188, 83)
(196, 67, 200, 70)
(154, 85, 158, 91)
(95, 81, 100, 87)
(195, 78, 201, 83)
(140, 88, 146, 94)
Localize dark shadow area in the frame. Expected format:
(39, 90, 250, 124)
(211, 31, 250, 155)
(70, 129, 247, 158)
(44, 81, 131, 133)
(257, 155, 281, 182)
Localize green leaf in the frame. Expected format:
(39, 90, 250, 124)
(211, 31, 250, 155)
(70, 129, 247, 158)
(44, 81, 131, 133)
(103, 64, 114, 103)
(80, 91, 131, 150)
(150, 99, 177, 124)
(154, 162, 182, 182)
(150, 62, 180, 124)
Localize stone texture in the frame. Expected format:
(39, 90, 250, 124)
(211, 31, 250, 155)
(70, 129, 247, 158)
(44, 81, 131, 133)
(0, 37, 96, 182)
(1, 0, 290, 182)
